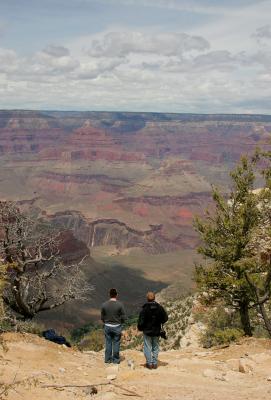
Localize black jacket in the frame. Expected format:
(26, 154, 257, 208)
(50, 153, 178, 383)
(137, 301, 168, 337)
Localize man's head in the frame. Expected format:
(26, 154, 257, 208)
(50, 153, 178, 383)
(146, 291, 155, 302)
(109, 288, 118, 298)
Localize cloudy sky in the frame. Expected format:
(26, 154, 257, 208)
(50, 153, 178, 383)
(0, 0, 271, 113)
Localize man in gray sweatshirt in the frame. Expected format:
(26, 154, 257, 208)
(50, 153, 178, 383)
(101, 288, 126, 364)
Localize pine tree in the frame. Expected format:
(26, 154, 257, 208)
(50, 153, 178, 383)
(195, 156, 271, 336)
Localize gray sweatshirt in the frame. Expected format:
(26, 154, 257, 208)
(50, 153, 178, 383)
(101, 299, 126, 325)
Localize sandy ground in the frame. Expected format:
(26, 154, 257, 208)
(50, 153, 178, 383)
(1, 333, 271, 400)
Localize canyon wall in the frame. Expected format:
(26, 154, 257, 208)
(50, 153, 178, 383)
(0, 110, 270, 325)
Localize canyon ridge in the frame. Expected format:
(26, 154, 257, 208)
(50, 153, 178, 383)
(1, 110, 271, 327)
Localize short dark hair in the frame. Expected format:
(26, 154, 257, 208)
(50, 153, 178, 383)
(109, 288, 118, 298)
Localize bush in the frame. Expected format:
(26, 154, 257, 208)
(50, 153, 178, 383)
(122, 315, 138, 329)
(199, 306, 244, 348)
(0, 316, 45, 335)
(0, 318, 13, 333)
(201, 327, 243, 348)
(70, 323, 95, 343)
(15, 320, 45, 335)
(77, 329, 104, 352)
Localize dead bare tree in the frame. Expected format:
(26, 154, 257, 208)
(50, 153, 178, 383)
(0, 201, 93, 320)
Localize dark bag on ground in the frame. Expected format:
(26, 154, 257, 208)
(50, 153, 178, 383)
(42, 329, 71, 347)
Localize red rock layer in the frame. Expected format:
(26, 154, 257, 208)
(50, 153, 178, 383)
(62, 123, 144, 162)
(0, 128, 66, 155)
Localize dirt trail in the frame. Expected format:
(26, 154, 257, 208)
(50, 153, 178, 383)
(1, 333, 271, 400)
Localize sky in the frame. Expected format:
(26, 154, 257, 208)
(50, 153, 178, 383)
(0, 0, 271, 113)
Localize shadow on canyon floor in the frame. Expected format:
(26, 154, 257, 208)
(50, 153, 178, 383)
(36, 262, 168, 329)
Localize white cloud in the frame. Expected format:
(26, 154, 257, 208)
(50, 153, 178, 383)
(252, 24, 271, 48)
(0, 34, 269, 114)
(250, 50, 271, 69)
(33, 50, 79, 74)
(194, 50, 234, 65)
(0, 48, 19, 73)
(87, 31, 209, 58)
(75, 57, 125, 79)
(1, 0, 271, 115)
(253, 24, 271, 39)
(93, 0, 256, 16)
(43, 45, 70, 57)
(189, 1, 271, 53)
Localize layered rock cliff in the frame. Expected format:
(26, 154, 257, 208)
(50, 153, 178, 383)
(0, 110, 270, 325)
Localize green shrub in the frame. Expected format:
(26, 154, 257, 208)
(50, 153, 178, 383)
(253, 324, 270, 339)
(77, 329, 104, 352)
(199, 305, 244, 348)
(122, 315, 138, 329)
(0, 318, 45, 335)
(70, 323, 95, 343)
(201, 327, 243, 348)
(0, 318, 13, 333)
(121, 333, 143, 350)
(15, 320, 45, 335)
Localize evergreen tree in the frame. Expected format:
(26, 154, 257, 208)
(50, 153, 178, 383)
(195, 156, 271, 336)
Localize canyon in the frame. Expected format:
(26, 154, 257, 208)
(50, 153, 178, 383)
(0, 110, 271, 326)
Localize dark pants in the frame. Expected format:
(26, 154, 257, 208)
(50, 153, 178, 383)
(104, 325, 122, 364)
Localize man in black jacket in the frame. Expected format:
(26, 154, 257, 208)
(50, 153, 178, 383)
(137, 291, 168, 369)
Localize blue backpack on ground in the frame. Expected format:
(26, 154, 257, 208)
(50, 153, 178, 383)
(42, 329, 71, 347)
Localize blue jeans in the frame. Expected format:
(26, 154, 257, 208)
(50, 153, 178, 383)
(104, 325, 122, 364)
(143, 334, 159, 365)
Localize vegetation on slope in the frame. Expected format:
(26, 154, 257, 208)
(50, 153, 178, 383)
(195, 152, 271, 338)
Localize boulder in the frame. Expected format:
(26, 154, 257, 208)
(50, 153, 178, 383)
(238, 357, 253, 374)
(106, 374, 117, 381)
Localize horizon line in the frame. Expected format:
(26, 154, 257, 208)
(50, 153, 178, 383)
(0, 109, 271, 117)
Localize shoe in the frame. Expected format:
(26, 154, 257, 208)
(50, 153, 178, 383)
(145, 363, 152, 369)
(152, 364, 158, 369)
